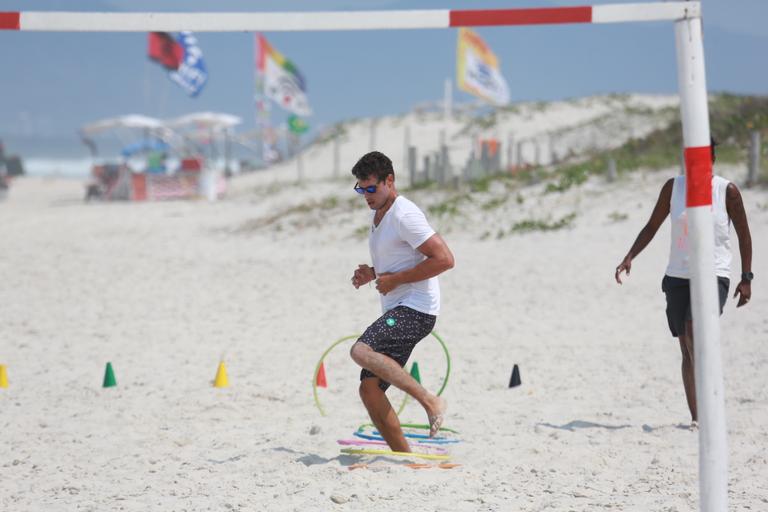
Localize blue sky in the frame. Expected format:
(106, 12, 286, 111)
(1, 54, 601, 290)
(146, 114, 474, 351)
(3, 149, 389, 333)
(0, 0, 766, 155)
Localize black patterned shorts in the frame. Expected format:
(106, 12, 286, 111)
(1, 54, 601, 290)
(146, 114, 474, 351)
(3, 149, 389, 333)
(358, 306, 437, 391)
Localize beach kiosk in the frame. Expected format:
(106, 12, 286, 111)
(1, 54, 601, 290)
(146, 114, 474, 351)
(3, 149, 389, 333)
(80, 114, 227, 201)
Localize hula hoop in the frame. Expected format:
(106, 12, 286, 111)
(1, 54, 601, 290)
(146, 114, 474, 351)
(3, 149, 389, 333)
(372, 431, 450, 440)
(394, 331, 451, 416)
(312, 335, 358, 417)
(353, 431, 460, 444)
(356, 422, 460, 435)
(312, 331, 451, 417)
(337, 439, 449, 454)
(340, 447, 450, 461)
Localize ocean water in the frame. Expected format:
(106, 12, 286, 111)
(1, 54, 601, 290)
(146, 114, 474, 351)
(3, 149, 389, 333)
(20, 157, 251, 179)
(23, 158, 92, 178)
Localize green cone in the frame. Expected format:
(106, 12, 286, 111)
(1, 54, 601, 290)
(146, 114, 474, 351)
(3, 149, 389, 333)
(409, 361, 421, 384)
(103, 362, 117, 388)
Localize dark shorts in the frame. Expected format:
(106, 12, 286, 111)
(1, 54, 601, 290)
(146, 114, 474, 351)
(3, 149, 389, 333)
(358, 305, 436, 391)
(661, 275, 730, 338)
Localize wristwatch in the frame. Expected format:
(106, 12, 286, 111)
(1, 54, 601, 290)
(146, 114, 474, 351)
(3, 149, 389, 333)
(741, 272, 754, 282)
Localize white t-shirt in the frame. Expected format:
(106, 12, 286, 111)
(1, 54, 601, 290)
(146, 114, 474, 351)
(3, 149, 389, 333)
(665, 175, 732, 279)
(369, 196, 441, 315)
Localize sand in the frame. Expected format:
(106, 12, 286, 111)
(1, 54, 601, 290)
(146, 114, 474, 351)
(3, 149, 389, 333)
(1, 143, 767, 509)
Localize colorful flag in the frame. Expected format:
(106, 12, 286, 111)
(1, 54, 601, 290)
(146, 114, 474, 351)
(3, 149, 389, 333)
(456, 28, 510, 106)
(147, 31, 208, 97)
(257, 34, 312, 116)
(287, 115, 309, 135)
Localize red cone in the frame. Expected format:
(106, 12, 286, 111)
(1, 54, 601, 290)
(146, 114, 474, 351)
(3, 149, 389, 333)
(316, 362, 327, 388)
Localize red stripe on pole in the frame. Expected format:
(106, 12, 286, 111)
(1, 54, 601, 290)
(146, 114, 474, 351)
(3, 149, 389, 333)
(450, 7, 592, 27)
(685, 146, 712, 207)
(0, 12, 20, 30)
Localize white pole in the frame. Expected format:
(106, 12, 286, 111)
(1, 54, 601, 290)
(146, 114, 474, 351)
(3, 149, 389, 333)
(297, 148, 303, 182)
(747, 131, 760, 187)
(369, 118, 376, 151)
(291, 132, 302, 181)
(675, 15, 728, 512)
(443, 78, 452, 120)
(403, 125, 410, 175)
(333, 134, 340, 179)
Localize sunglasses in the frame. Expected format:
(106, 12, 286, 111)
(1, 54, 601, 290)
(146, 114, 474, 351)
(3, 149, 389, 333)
(353, 182, 379, 194)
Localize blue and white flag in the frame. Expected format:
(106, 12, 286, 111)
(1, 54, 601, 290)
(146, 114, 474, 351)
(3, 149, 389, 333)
(168, 31, 208, 98)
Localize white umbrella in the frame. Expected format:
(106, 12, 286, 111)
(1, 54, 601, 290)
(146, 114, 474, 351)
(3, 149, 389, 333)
(80, 115, 165, 136)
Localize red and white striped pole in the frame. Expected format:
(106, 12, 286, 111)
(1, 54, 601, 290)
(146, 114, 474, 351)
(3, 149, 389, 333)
(675, 14, 728, 512)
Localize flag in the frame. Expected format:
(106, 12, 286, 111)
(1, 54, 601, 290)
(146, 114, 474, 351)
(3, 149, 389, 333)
(148, 32, 183, 70)
(456, 28, 510, 106)
(287, 115, 309, 135)
(147, 31, 208, 98)
(257, 34, 312, 116)
(169, 32, 208, 98)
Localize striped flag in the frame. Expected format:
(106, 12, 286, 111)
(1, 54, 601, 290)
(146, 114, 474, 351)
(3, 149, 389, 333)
(456, 27, 510, 106)
(257, 34, 312, 116)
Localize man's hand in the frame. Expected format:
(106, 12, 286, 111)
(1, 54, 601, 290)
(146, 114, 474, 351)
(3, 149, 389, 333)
(375, 272, 399, 295)
(615, 256, 632, 284)
(351, 264, 375, 289)
(734, 280, 752, 308)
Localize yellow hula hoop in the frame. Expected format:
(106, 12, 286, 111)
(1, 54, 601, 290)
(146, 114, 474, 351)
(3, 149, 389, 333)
(312, 335, 359, 417)
(340, 447, 450, 461)
(395, 330, 451, 416)
(312, 331, 451, 417)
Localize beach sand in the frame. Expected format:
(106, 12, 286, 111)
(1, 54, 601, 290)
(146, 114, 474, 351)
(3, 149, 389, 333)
(1, 164, 766, 511)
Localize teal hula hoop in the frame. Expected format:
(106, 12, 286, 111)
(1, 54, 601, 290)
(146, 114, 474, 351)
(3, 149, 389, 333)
(355, 423, 460, 435)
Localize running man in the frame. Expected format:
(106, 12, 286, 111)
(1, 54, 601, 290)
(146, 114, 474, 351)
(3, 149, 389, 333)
(615, 141, 753, 425)
(349, 151, 454, 452)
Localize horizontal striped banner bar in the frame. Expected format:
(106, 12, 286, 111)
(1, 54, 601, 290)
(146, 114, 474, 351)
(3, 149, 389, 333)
(0, 3, 700, 32)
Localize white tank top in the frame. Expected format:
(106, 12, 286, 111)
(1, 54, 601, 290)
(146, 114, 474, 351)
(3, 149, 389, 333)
(665, 175, 732, 279)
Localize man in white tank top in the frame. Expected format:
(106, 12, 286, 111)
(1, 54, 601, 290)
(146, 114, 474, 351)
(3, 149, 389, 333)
(348, 151, 455, 452)
(614, 141, 753, 426)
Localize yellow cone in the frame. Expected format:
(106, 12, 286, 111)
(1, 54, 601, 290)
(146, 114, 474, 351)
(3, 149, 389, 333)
(214, 361, 229, 388)
(0, 365, 8, 388)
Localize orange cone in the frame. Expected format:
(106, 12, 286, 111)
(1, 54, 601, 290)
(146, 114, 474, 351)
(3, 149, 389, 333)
(316, 362, 327, 388)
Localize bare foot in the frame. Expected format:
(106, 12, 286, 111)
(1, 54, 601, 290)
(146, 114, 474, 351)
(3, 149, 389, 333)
(427, 396, 447, 437)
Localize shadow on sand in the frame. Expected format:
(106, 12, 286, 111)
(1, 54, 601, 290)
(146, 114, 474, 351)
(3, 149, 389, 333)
(271, 447, 363, 467)
(274, 447, 434, 468)
(537, 420, 632, 431)
(641, 423, 696, 433)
